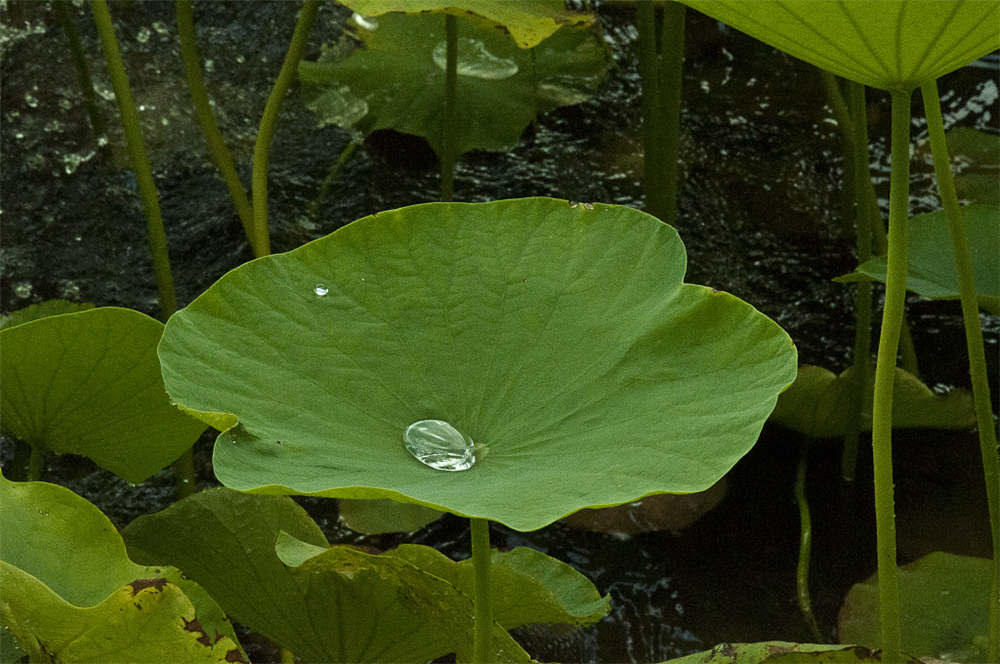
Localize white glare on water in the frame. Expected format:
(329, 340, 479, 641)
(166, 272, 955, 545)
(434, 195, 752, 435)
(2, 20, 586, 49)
(403, 419, 478, 471)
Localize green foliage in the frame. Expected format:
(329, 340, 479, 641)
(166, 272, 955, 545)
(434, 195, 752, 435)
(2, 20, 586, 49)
(338, 497, 444, 534)
(338, 0, 593, 49)
(0, 475, 241, 661)
(838, 204, 1000, 314)
(660, 641, 921, 664)
(0, 307, 206, 483)
(677, 0, 1000, 91)
(0, 299, 93, 329)
(300, 12, 609, 157)
(157, 198, 797, 531)
(839, 552, 993, 662)
(771, 364, 975, 438)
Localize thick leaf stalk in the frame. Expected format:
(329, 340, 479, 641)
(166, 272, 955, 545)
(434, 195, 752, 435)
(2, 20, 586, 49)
(253, 0, 319, 256)
(176, 0, 259, 257)
(870, 89, 910, 663)
(920, 79, 1000, 663)
(471, 518, 493, 663)
(794, 441, 823, 642)
(54, 0, 107, 154)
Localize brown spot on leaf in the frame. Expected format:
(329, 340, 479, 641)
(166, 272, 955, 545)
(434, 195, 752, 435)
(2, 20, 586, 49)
(225, 648, 249, 663)
(182, 617, 212, 647)
(128, 578, 168, 595)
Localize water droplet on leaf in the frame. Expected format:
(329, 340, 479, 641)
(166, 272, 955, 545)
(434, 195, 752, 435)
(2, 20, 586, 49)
(404, 419, 480, 472)
(351, 13, 378, 31)
(432, 38, 518, 80)
(314, 284, 329, 296)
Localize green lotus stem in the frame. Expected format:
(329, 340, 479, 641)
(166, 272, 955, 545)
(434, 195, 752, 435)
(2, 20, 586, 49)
(176, 0, 259, 258)
(252, 0, 319, 256)
(54, 0, 108, 153)
(307, 137, 361, 220)
(470, 517, 493, 663)
(172, 442, 197, 499)
(842, 80, 874, 483)
(441, 14, 458, 202)
(870, 89, 910, 663)
(820, 71, 856, 240)
(657, 1, 685, 228)
(90, 0, 177, 320)
(28, 442, 46, 482)
(921, 79, 1000, 663)
(637, 1, 660, 215)
(794, 441, 824, 642)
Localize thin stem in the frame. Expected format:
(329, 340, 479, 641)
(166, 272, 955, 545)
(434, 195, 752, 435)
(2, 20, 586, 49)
(921, 79, 1000, 663)
(657, 1, 685, 227)
(307, 137, 361, 221)
(90, 0, 177, 319)
(252, 0, 320, 256)
(842, 80, 873, 482)
(870, 89, 910, 663)
(794, 441, 824, 642)
(440, 14, 458, 201)
(172, 443, 197, 499)
(470, 517, 493, 663)
(176, 0, 259, 257)
(28, 443, 46, 482)
(54, 0, 108, 154)
(637, 1, 663, 219)
(820, 70, 856, 240)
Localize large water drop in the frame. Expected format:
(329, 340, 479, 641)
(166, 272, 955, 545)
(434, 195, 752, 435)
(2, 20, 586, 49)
(432, 38, 518, 80)
(404, 419, 478, 471)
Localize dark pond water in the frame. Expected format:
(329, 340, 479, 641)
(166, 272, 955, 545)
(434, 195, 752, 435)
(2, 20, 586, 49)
(1, 1, 997, 662)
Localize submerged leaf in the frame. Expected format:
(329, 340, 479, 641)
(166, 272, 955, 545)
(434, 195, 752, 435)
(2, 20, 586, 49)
(0, 307, 206, 483)
(299, 12, 609, 156)
(838, 552, 992, 663)
(837, 204, 1000, 314)
(677, 1, 1000, 91)
(158, 198, 797, 531)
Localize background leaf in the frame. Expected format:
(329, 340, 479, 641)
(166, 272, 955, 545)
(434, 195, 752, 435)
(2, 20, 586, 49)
(0, 307, 206, 483)
(677, 0, 1000, 90)
(338, 498, 444, 534)
(0, 299, 93, 329)
(660, 641, 921, 663)
(158, 198, 797, 531)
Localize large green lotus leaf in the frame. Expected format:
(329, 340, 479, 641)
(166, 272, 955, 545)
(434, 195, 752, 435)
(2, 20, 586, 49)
(771, 364, 975, 438)
(340, 0, 593, 48)
(837, 204, 1000, 314)
(838, 552, 992, 662)
(0, 307, 206, 483)
(0, 299, 93, 329)
(677, 1, 1000, 91)
(0, 475, 240, 658)
(123, 488, 528, 663)
(0, 568, 244, 664)
(299, 12, 608, 156)
(158, 198, 798, 531)
(383, 543, 609, 629)
(660, 641, 921, 663)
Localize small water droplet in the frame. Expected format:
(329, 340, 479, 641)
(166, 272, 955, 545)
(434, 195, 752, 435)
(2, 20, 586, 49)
(569, 201, 595, 210)
(152, 21, 169, 35)
(13, 281, 33, 299)
(236, 54, 246, 64)
(24, 92, 38, 108)
(432, 38, 518, 80)
(314, 284, 329, 296)
(136, 26, 151, 44)
(351, 13, 378, 31)
(403, 419, 482, 472)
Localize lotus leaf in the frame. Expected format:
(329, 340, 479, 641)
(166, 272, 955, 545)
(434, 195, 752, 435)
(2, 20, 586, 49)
(339, 0, 593, 49)
(0, 475, 240, 660)
(677, 0, 1000, 91)
(837, 204, 1000, 314)
(158, 198, 797, 531)
(661, 641, 921, 663)
(771, 364, 975, 438)
(299, 11, 608, 156)
(338, 497, 444, 534)
(0, 307, 206, 482)
(838, 552, 992, 662)
(0, 299, 93, 329)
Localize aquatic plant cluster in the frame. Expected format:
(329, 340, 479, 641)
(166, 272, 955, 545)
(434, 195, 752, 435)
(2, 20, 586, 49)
(1, 2, 998, 663)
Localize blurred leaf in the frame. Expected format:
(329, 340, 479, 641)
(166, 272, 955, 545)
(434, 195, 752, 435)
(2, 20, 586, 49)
(660, 641, 921, 663)
(0, 299, 93, 329)
(338, 498, 443, 534)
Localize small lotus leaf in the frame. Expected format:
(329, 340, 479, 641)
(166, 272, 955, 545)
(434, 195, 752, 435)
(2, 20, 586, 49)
(338, 497, 444, 534)
(771, 364, 975, 438)
(124, 488, 529, 662)
(677, 1, 1000, 91)
(837, 204, 1000, 314)
(158, 198, 797, 531)
(838, 552, 992, 662)
(299, 12, 608, 156)
(0, 307, 206, 482)
(339, 0, 593, 48)
(660, 641, 921, 663)
(0, 474, 240, 658)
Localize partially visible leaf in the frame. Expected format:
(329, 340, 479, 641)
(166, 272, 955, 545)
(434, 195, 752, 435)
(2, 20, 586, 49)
(0, 475, 240, 658)
(677, 1, 1000, 91)
(838, 552, 992, 663)
(338, 498, 443, 534)
(0, 307, 206, 483)
(771, 364, 975, 438)
(837, 205, 1000, 315)
(945, 128, 1000, 205)
(660, 641, 921, 663)
(339, 0, 593, 48)
(0, 299, 93, 329)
